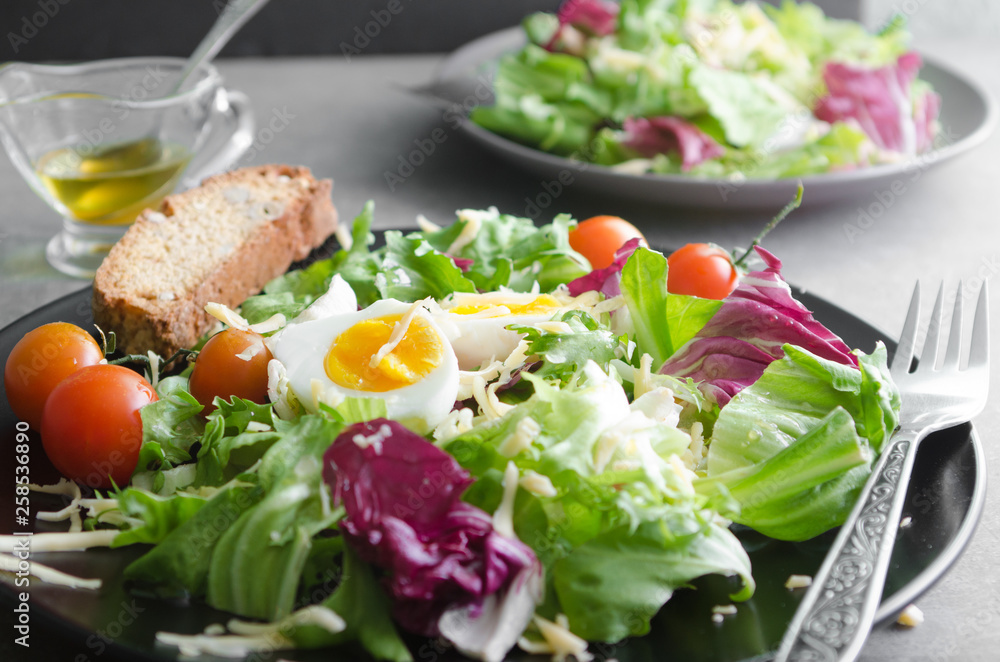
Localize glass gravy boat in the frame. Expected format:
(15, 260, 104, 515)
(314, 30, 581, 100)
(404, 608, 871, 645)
(0, 57, 254, 277)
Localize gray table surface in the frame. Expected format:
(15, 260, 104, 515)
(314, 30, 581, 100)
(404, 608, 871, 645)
(1, 38, 998, 662)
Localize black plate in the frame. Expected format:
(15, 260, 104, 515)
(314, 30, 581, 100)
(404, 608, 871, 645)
(0, 285, 986, 662)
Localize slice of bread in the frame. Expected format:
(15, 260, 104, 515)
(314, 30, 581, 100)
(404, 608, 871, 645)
(93, 165, 337, 357)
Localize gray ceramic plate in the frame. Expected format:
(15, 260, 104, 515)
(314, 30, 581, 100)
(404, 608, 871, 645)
(0, 269, 987, 662)
(429, 27, 998, 209)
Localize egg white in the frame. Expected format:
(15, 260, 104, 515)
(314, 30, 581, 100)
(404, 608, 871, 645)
(269, 298, 460, 428)
(433, 290, 598, 370)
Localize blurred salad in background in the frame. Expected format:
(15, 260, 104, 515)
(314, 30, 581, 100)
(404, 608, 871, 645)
(471, 0, 941, 178)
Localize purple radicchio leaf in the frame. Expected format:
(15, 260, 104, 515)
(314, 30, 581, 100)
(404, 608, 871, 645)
(567, 236, 644, 297)
(814, 52, 940, 156)
(621, 116, 726, 170)
(323, 419, 542, 658)
(557, 0, 619, 36)
(450, 255, 475, 272)
(545, 0, 620, 52)
(659, 247, 858, 406)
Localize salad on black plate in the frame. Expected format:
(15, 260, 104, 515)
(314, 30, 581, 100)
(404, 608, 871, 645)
(2, 200, 900, 662)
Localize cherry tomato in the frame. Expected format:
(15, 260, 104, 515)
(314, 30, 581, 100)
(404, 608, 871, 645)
(189, 328, 273, 412)
(569, 215, 647, 270)
(4, 322, 104, 429)
(40, 364, 158, 489)
(667, 243, 740, 300)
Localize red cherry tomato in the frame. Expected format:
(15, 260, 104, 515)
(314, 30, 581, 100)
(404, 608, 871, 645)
(189, 328, 274, 412)
(4, 322, 104, 429)
(40, 364, 158, 489)
(569, 215, 647, 270)
(667, 243, 739, 300)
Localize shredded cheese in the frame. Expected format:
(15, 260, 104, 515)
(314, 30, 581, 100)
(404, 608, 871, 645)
(0, 530, 118, 553)
(518, 614, 593, 662)
(267, 359, 298, 420)
(668, 454, 696, 496)
(432, 407, 475, 443)
(1, 553, 101, 590)
(245, 421, 272, 433)
(487, 381, 515, 418)
(634, 353, 654, 400)
(156, 604, 344, 658)
(449, 208, 494, 254)
(785, 574, 813, 589)
(369, 299, 427, 369)
(35, 501, 83, 533)
(146, 350, 160, 388)
(896, 604, 924, 628)
(248, 313, 286, 335)
(352, 422, 393, 453)
(688, 421, 706, 466)
(492, 462, 519, 539)
(205, 302, 250, 330)
(592, 294, 627, 315)
(235, 338, 265, 362)
(334, 220, 354, 252)
(156, 631, 292, 658)
(416, 213, 441, 233)
(31, 479, 86, 532)
(29, 478, 81, 499)
(230, 605, 345, 636)
(457, 361, 504, 400)
(534, 321, 575, 335)
(471, 375, 510, 420)
(498, 416, 540, 458)
(519, 470, 557, 497)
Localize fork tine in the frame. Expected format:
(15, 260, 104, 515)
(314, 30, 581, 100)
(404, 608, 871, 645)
(892, 281, 921, 376)
(919, 282, 945, 369)
(967, 280, 990, 370)
(942, 281, 964, 370)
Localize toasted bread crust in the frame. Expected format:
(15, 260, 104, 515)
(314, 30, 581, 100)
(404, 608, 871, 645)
(93, 165, 337, 357)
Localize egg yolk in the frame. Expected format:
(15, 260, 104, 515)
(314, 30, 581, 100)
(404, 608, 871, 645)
(324, 314, 444, 392)
(449, 294, 560, 316)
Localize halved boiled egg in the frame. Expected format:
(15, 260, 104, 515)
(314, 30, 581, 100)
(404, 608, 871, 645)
(269, 298, 459, 428)
(433, 290, 598, 370)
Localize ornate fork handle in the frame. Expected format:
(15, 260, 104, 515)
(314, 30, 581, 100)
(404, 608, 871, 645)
(774, 428, 922, 662)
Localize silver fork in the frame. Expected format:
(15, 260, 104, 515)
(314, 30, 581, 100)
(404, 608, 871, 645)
(774, 280, 990, 662)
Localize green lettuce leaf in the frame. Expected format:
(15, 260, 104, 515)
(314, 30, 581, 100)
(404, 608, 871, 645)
(135, 375, 204, 474)
(688, 66, 788, 148)
(703, 342, 900, 540)
(764, 0, 910, 68)
(442, 361, 751, 639)
(512, 310, 626, 385)
(422, 209, 588, 292)
(377, 231, 477, 301)
(122, 479, 264, 598)
(289, 545, 412, 662)
(111, 488, 209, 547)
(194, 397, 283, 487)
(206, 415, 344, 620)
(553, 517, 754, 642)
(620, 247, 723, 367)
